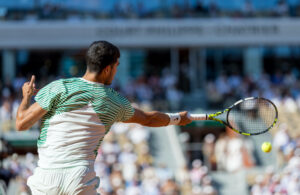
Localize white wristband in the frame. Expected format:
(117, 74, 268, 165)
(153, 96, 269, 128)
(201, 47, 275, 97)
(167, 113, 181, 125)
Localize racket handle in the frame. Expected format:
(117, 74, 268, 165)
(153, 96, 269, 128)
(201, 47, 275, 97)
(188, 113, 207, 121)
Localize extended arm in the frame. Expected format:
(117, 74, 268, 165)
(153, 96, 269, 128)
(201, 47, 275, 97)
(123, 108, 192, 127)
(16, 76, 48, 131)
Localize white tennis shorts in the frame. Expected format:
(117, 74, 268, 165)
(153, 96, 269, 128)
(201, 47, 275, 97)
(27, 166, 100, 195)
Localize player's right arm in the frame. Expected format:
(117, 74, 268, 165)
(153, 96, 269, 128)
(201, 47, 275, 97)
(123, 108, 192, 127)
(16, 75, 48, 131)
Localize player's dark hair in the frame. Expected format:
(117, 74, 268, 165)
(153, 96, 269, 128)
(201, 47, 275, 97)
(86, 41, 120, 74)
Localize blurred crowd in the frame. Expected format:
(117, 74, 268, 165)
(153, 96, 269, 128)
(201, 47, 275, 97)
(1, 152, 37, 195)
(199, 123, 300, 194)
(95, 122, 217, 195)
(1, 122, 298, 194)
(116, 70, 183, 112)
(0, 73, 40, 132)
(199, 131, 255, 173)
(206, 67, 300, 142)
(0, 122, 218, 195)
(273, 123, 300, 168)
(206, 69, 300, 113)
(249, 134, 300, 195)
(1, 0, 300, 21)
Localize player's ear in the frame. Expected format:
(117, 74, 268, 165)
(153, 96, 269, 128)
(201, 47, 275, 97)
(103, 65, 111, 74)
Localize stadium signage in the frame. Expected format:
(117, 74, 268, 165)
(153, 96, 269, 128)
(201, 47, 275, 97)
(0, 19, 298, 48)
(96, 26, 205, 36)
(215, 25, 278, 35)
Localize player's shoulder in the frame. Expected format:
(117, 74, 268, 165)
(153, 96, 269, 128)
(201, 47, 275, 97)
(55, 77, 86, 88)
(36, 78, 67, 99)
(43, 78, 70, 93)
(59, 77, 81, 84)
(107, 87, 121, 96)
(46, 77, 72, 84)
(108, 87, 129, 102)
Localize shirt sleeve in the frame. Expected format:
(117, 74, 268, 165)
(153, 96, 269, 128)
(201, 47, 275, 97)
(113, 90, 134, 122)
(34, 80, 64, 111)
(121, 97, 135, 122)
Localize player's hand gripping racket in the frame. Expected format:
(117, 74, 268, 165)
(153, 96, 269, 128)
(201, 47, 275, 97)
(188, 97, 278, 136)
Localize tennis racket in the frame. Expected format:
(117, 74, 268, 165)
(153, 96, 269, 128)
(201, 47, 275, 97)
(188, 97, 278, 136)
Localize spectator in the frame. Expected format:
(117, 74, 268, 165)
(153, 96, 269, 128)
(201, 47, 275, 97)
(208, 1, 220, 17)
(215, 73, 231, 96)
(203, 134, 216, 170)
(190, 159, 207, 185)
(214, 133, 228, 171)
(274, 0, 289, 17)
(166, 86, 183, 111)
(194, 0, 207, 16)
(242, 0, 255, 17)
(251, 174, 269, 195)
(273, 123, 290, 167)
(160, 178, 179, 195)
(0, 100, 13, 132)
(175, 165, 190, 185)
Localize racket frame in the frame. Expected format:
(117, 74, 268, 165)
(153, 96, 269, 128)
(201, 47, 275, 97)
(193, 97, 278, 136)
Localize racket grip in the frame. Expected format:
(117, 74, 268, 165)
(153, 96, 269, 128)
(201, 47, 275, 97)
(188, 113, 207, 121)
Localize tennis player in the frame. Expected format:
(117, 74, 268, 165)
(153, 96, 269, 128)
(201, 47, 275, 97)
(16, 41, 192, 195)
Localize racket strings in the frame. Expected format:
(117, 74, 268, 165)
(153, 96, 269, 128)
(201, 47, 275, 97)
(227, 98, 277, 134)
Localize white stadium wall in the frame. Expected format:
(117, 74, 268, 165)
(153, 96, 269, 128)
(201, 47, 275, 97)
(1, 18, 300, 49)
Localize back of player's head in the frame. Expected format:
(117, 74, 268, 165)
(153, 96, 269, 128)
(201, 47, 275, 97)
(86, 41, 120, 74)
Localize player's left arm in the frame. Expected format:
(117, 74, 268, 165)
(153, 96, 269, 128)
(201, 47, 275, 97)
(123, 107, 192, 127)
(16, 75, 48, 131)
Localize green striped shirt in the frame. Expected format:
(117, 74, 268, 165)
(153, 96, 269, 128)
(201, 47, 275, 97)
(34, 77, 134, 168)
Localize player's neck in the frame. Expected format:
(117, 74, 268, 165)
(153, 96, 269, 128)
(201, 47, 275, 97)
(82, 72, 106, 84)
